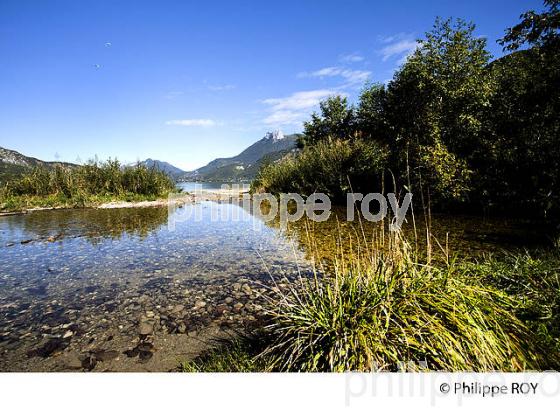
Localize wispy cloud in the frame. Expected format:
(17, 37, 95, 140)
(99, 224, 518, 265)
(262, 89, 339, 111)
(378, 33, 418, 63)
(262, 54, 369, 127)
(262, 110, 305, 126)
(298, 67, 371, 85)
(165, 119, 216, 127)
(261, 89, 344, 126)
(339, 52, 364, 63)
(207, 84, 236, 91)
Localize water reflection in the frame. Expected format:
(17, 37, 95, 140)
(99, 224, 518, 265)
(0, 202, 308, 371)
(1, 207, 171, 245)
(248, 202, 552, 265)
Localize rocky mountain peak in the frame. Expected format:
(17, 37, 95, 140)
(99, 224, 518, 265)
(264, 129, 285, 141)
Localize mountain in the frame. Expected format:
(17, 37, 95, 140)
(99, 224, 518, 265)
(1, 131, 297, 185)
(182, 130, 299, 182)
(137, 159, 185, 179)
(0, 146, 76, 183)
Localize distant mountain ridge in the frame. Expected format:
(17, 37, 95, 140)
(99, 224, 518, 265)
(137, 158, 185, 178)
(1, 131, 299, 185)
(0, 146, 76, 183)
(0, 146, 185, 184)
(182, 130, 299, 182)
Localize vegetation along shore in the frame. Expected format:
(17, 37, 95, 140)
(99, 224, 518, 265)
(0, 159, 177, 213)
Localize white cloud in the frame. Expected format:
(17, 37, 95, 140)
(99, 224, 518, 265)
(299, 66, 340, 77)
(261, 89, 345, 126)
(379, 33, 418, 62)
(339, 53, 364, 63)
(262, 89, 339, 111)
(165, 119, 216, 127)
(262, 110, 304, 126)
(298, 67, 371, 85)
(341, 69, 371, 84)
(380, 39, 417, 61)
(263, 56, 370, 127)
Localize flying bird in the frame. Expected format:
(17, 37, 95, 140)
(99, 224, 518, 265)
(104, 42, 112, 47)
(93, 64, 101, 69)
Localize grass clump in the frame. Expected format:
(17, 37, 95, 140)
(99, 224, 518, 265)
(181, 229, 558, 372)
(462, 251, 560, 357)
(180, 335, 271, 372)
(261, 241, 544, 371)
(176, 208, 560, 373)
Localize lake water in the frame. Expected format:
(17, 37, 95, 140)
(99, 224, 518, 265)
(0, 202, 308, 371)
(177, 181, 250, 193)
(0, 200, 550, 371)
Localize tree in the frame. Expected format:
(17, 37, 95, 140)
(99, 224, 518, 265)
(356, 83, 389, 142)
(485, 0, 560, 217)
(499, 0, 560, 51)
(299, 95, 356, 147)
(385, 18, 493, 202)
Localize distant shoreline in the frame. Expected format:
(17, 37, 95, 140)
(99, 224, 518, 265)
(0, 189, 248, 216)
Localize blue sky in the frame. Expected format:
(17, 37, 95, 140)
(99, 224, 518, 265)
(0, 0, 543, 170)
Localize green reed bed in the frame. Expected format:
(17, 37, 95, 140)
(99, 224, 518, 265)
(0, 159, 176, 212)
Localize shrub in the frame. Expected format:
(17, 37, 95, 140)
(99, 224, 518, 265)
(251, 138, 389, 203)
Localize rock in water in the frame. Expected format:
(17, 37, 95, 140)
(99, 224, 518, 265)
(95, 350, 119, 362)
(171, 305, 184, 314)
(61, 352, 82, 370)
(27, 338, 69, 358)
(139, 322, 153, 335)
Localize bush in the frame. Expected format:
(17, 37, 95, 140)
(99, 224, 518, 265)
(251, 138, 388, 203)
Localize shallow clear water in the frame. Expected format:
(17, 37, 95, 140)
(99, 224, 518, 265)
(0, 202, 307, 371)
(177, 181, 249, 192)
(0, 203, 300, 282)
(0, 200, 550, 371)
